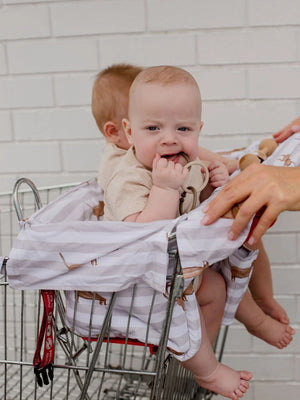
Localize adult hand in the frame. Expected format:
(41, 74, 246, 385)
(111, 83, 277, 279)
(273, 116, 300, 143)
(201, 164, 300, 244)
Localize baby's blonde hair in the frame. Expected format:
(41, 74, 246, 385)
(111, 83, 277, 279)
(92, 64, 142, 134)
(132, 65, 198, 86)
(129, 65, 201, 115)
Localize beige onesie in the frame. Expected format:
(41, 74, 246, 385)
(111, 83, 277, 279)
(104, 147, 205, 221)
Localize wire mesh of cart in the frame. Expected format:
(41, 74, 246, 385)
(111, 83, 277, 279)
(0, 178, 229, 400)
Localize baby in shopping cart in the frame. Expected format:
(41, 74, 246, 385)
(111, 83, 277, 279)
(100, 65, 251, 399)
(93, 63, 294, 351)
(92, 63, 237, 190)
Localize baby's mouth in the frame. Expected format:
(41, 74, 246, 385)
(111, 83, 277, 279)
(161, 152, 190, 164)
(161, 153, 180, 162)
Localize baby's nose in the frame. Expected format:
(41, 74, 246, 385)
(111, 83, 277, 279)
(161, 130, 177, 144)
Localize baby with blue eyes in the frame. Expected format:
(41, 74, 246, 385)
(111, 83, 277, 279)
(104, 65, 229, 223)
(103, 65, 253, 400)
(95, 64, 293, 399)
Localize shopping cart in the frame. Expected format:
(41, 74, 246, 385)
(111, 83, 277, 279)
(0, 178, 229, 400)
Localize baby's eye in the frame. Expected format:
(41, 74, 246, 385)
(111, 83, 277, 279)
(147, 126, 159, 131)
(178, 127, 189, 132)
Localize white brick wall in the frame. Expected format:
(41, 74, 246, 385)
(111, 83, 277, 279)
(7, 39, 99, 73)
(197, 29, 297, 64)
(13, 108, 98, 140)
(0, 43, 7, 74)
(147, 0, 246, 30)
(51, 0, 145, 36)
(248, 0, 300, 26)
(0, 75, 54, 108)
(1, 1, 300, 398)
(0, 4, 50, 40)
(248, 66, 300, 99)
(99, 34, 197, 67)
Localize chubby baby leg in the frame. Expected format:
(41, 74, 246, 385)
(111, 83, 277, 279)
(236, 290, 295, 349)
(248, 240, 289, 324)
(182, 307, 252, 399)
(196, 268, 226, 344)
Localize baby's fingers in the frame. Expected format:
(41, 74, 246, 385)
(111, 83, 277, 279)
(152, 153, 161, 170)
(175, 162, 188, 176)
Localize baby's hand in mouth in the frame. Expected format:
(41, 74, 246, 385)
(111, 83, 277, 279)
(152, 153, 189, 190)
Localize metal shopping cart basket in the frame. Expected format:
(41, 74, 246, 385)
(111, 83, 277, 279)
(0, 178, 229, 400)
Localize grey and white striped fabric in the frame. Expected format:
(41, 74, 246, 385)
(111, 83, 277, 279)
(64, 282, 203, 362)
(4, 134, 300, 361)
(5, 178, 254, 361)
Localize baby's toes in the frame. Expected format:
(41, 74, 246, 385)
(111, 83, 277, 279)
(234, 388, 245, 398)
(287, 326, 295, 335)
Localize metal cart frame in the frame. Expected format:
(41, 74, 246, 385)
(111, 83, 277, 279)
(1, 178, 228, 400)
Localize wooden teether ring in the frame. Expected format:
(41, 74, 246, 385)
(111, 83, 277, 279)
(239, 153, 261, 171)
(181, 160, 209, 194)
(259, 138, 278, 157)
(239, 138, 278, 171)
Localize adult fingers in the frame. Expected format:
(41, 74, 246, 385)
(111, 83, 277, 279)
(273, 129, 285, 142)
(246, 205, 281, 244)
(202, 180, 249, 224)
(226, 194, 267, 240)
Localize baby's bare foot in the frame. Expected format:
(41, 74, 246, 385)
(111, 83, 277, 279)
(195, 363, 252, 400)
(247, 314, 295, 349)
(255, 297, 289, 324)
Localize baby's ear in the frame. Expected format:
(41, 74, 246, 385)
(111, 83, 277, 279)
(199, 121, 204, 132)
(122, 118, 133, 145)
(103, 121, 119, 142)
